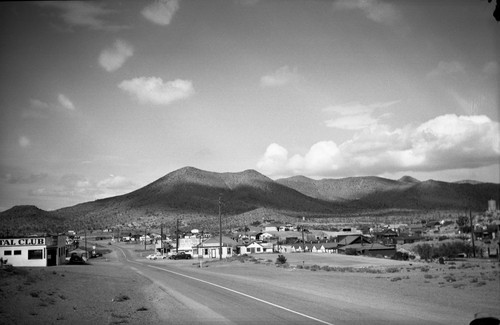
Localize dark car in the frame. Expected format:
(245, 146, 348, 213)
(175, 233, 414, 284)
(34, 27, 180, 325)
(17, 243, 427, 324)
(68, 254, 86, 264)
(169, 252, 192, 260)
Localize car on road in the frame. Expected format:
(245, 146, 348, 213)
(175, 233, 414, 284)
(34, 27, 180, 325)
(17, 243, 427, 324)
(146, 254, 166, 260)
(169, 252, 192, 260)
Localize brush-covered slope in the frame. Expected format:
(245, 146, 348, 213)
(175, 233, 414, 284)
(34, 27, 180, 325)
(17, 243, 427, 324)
(56, 167, 338, 219)
(0, 205, 67, 236)
(276, 175, 499, 210)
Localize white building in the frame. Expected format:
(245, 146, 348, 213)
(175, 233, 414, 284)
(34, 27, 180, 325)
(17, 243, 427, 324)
(0, 236, 67, 267)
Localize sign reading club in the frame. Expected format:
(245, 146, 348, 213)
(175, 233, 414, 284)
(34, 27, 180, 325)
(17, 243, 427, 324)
(0, 238, 46, 246)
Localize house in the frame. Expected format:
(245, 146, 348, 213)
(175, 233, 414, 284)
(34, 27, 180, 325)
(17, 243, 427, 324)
(338, 242, 397, 258)
(263, 224, 280, 232)
(194, 236, 238, 259)
(337, 235, 371, 247)
(237, 242, 265, 255)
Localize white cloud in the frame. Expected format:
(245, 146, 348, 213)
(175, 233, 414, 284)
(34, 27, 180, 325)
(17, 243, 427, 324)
(38, 1, 125, 31)
(99, 39, 134, 72)
(97, 175, 135, 190)
(31, 174, 136, 201)
(57, 94, 75, 110)
(323, 100, 400, 130)
(256, 143, 289, 175)
(257, 114, 500, 177)
(142, 0, 179, 26)
(427, 60, 466, 78)
(333, 0, 400, 25)
(18, 136, 31, 148)
(118, 77, 194, 105)
(260, 66, 300, 88)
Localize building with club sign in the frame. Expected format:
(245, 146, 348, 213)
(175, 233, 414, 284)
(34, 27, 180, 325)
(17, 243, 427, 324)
(0, 235, 67, 267)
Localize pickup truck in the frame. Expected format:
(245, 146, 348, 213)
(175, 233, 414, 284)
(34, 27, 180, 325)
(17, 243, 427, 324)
(168, 252, 192, 260)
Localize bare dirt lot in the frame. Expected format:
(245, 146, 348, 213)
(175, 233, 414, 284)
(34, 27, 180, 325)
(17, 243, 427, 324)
(1, 245, 499, 324)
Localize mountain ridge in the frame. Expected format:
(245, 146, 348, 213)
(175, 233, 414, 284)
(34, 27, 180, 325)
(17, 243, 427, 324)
(1, 167, 498, 236)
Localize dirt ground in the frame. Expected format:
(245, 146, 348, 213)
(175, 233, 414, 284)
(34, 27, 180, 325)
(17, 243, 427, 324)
(0, 249, 165, 325)
(1, 246, 499, 324)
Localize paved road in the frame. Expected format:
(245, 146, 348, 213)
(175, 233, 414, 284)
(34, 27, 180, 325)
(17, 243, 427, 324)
(110, 244, 455, 325)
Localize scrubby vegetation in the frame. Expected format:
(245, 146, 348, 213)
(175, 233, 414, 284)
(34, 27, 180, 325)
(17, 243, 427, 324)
(413, 241, 479, 260)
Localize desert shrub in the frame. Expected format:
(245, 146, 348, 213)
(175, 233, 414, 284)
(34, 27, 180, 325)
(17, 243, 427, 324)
(321, 265, 331, 271)
(113, 294, 130, 302)
(275, 255, 287, 265)
(391, 277, 402, 282)
(393, 251, 409, 261)
(424, 274, 433, 279)
(414, 243, 434, 261)
(310, 265, 320, 271)
(296, 264, 303, 269)
(30, 291, 40, 298)
(386, 267, 400, 273)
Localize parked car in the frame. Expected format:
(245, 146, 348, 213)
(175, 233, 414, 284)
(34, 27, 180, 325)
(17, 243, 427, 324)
(68, 254, 86, 264)
(146, 254, 166, 260)
(169, 252, 192, 260)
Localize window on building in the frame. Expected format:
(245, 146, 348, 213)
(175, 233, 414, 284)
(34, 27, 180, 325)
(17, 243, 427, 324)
(227, 248, 231, 254)
(14, 250, 21, 255)
(28, 249, 43, 260)
(4, 250, 12, 256)
(257, 248, 261, 252)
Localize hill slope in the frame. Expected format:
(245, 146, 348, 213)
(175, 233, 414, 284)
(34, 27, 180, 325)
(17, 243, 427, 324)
(1, 167, 498, 235)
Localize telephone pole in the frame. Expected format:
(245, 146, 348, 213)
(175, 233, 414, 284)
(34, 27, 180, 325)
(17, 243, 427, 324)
(176, 219, 180, 254)
(219, 194, 223, 260)
(470, 208, 476, 258)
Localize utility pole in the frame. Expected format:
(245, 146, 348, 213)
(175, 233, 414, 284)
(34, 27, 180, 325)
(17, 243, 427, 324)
(160, 223, 163, 255)
(219, 194, 223, 260)
(301, 225, 305, 252)
(144, 228, 147, 251)
(176, 219, 180, 254)
(470, 208, 476, 258)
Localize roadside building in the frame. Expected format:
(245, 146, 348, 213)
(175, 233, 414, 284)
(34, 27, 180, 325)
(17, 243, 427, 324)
(0, 235, 67, 267)
(194, 236, 238, 259)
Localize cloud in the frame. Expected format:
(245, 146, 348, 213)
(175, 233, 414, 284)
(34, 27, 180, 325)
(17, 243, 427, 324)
(142, 0, 179, 26)
(30, 174, 136, 201)
(57, 94, 75, 110)
(234, 0, 261, 6)
(256, 143, 289, 175)
(18, 136, 31, 148)
(99, 39, 134, 72)
(97, 175, 135, 190)
(323, 100, 400, 130)
(4, 173, 48, 184)
(257, 114, 500, 177)
(260, 66, 300, 88)
(38, 1, 125, 31)
(23, 96, 75, 119)
(118, 77, 194, 105)
(333, 0, 400, 25)
(427, 60, 466, 78)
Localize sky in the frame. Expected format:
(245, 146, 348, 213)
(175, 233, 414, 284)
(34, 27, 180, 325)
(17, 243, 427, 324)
(0, 0, 499, 211)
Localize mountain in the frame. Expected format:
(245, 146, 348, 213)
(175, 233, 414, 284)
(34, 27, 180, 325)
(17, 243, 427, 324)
(1, 167, 498, 235)
(44, 167, 338, 230)
(276, 175, 409, 202)
(276, 176, 498, 211)
(0, 205, 66, 236)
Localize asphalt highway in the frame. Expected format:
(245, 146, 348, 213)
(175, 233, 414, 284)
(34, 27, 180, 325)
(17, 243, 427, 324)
(111, 244, 454, 325)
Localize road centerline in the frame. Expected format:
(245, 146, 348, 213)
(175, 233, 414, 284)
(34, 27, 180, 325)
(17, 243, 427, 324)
(147, 264, 335, 325)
